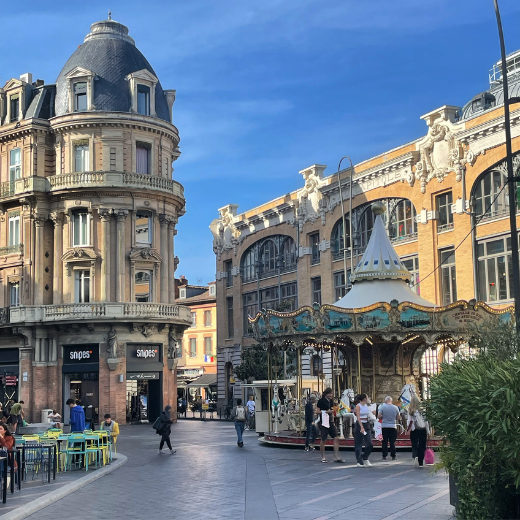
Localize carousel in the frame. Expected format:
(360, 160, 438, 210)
(249, 202, 513, 449)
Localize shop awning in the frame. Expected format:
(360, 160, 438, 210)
(186, 374, 217, 388)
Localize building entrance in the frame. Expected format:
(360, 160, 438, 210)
(126, 378, 161, 423)
(64, 372, 99, 428)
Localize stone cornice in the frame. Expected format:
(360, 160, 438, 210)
(0, 119, 52, 142)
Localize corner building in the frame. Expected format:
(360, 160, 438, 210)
(212, 50, 520, 407)
(0, 18, 191, 424)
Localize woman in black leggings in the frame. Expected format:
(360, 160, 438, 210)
(157, 405, 176, 455)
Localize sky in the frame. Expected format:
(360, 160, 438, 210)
(2, 1, 520, 285)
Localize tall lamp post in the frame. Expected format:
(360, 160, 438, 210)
(493, 0, 520, 333)
(337, 156, 355, 296)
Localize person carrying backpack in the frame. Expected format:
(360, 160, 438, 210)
(406, 395, 429, 467)
(155, 405, 176, 455)
(232, 398, 249, 447)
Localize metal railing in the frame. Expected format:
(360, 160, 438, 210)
(0, 181, 15, 198)
(390, 232, 418, 244)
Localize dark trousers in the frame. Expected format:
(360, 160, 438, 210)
(159, 433, 172, 450)
(410, 429, 427, 465)
(305, 421, 318, 447)
(382, 427, 398, 458)
(353, 422, 373, 464)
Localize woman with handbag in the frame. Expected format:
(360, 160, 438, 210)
(406, 395, 429, 467)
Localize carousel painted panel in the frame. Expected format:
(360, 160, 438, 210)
(433, 301, 514, 330)
(399, 308, 431, 329)
(324, 309, 354, 331)
(357, 309, 391, 330)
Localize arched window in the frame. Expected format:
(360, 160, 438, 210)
(280, 237, 296, 271)
(241, 248, 256, 282)
(359, 208, 375, 248)
(474, 169, 509, 219)
(331, 217, 351, 260)
(260, 240, 277, 274)
(389, 200, 417, 241)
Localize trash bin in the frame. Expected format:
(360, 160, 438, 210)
(41, 409, 53, 423)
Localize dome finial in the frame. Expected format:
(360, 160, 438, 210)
(108, 9, 112, 20)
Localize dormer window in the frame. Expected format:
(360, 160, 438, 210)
(10, 96, 19, 122)
(137, 85, 150, 115)
(74, 82, 88, 111)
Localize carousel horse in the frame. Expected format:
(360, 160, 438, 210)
(338, 389, 356, 438)
(398, 383, 417, 428)
(271, 383, 286, 433)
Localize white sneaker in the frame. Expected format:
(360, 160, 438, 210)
(414, 457, 419, 467)
(356, 463, 365, 468)
(363, 460, 372, 467)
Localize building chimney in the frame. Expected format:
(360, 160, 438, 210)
(20, 73, 33, 84)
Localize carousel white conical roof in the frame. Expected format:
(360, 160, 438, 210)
(334, 202, 435, 308)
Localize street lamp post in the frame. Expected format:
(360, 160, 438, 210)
(337, 157, 355, 297)
(493, 0, 520, 333)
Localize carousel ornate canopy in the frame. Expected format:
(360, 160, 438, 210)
(249, 203, 513, 403)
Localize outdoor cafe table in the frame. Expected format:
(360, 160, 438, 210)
(56, 434, 108, 470)
(12, 439, 56, 484)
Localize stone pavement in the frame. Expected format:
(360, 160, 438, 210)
(19, 421, 455, 520)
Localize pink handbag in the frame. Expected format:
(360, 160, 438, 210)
(424, 448, 435, 465)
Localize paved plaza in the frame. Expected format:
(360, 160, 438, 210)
(19, 421, 454, 520)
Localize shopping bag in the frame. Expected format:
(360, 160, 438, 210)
(424, 448, 435, 465)
(374, 419, 383, 441)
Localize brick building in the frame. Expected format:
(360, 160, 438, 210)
(211, 49, 520, 408)
(0, 17, 191, 424)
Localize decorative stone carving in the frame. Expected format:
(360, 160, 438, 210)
(61, 247, 100, 277)
(131, 323, 158, 337)
(106, 326, 119, 371)
(295, 165, 326, 232)
(210, 204, 246, 259)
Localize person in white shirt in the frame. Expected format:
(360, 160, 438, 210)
(246, 396, 255, 415)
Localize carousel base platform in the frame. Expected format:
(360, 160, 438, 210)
(259, 430, 442, 450)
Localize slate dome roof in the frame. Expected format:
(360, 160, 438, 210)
(54, 18, 171, 122)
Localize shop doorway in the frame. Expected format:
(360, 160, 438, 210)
(126, 378, 161, 423)
(63, 373, 99, 428)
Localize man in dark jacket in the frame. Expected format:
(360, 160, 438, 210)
(304, 395, 318, 451)
(157, 405, 176, 455)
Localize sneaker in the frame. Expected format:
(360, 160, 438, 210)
(239, 442, 244, 447)
(382, 457, 387, 461)
(414, 457, 419, 467)
(363, 460, 372, 467)
(391, 456, 397, 461)
(169, 450, 176, 455)
(304, 447, 309, 452)
(158, 450, 163, 454)
(356, 463, 365, 468)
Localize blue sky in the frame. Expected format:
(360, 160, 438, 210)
(2, 1, 520, 285)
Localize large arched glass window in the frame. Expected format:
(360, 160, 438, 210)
(241, 248, 256, 282)
(474, 169, 509, 219)
(331, 217, 351, 260)
(260, 240, 277, 274)
(389, 200, 417, 241)
(359, 208, 375, 248)
(280, 237, 297, 271)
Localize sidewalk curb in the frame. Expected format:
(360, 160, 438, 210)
(0, 453, 127, 520)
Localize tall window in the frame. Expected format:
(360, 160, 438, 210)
(359, 208, 376, 248)
(72, 211, 89, 246)
(477, 236, 513, 302)
(331, 218, 351, 260)
(136, 142, 150, 174)
(437, 192, 453, 231)
(280, 283, 298, 311)
(204, 310, 212, 327)
(74, 270, 90, 303)
(243, 293, 257, 335)
(280, 237, 297, 271)
(311, 277, 322, 305)
(389, 200, 417, 241)
(260, 240, 276, 274)
(402, 256, 420, 294)
(8, 214, 20, 247)
(191, 312, 197, 327)
(135, 210, 152, 245)
(204, 337, 212, 356)
(227, 297, 234, 338)
(241, 249, 256, 282)
(310, 232, 320, 265)
(135, 271, 152, 302)
(440, 248, 457, 305)
(189, 338, 197, 357)
(224, 260, 233, 287)
(9, 149, 21, 182)
(9, 282, 20, 307)
(73, 82, 87, 111)
(137, 85, 151, 115)
(334, 271, 350, 301)
(74, 143, 89, 172)
(474, 169, 509, 219)
(10, 96, 19, 122)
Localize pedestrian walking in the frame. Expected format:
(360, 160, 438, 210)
(406, 395, 429, 467)
(304, 395, 318, 451)
(354, 393, 373, 467)
(232, 398, 248, 447)
(378, 396, 400, 461)
(317, 388, 344, 463)
(157, 405, 176, 455)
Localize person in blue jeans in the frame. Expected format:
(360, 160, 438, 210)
(232, 399, 249, 447)
(304, 395, 318, 451)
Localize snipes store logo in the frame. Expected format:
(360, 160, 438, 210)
(136, 349, 158, 359)
(70, 350, 93, 361)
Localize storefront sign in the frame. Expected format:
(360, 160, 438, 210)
(136, 349, 158, 359)
(127, 373, 159, 380)
(63, 345, 99, 364)
(127, 345, 162, 362)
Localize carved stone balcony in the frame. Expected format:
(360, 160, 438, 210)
(8, 302, 192, 325)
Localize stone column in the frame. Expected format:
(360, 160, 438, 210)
(50, 212, 64, 304)
(159, 215, 169, 303)
(168, 217, 177, 304)
(116, 210, 128, 302)
(34, 216, 46, 305)
(100, 210, 112, 302)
